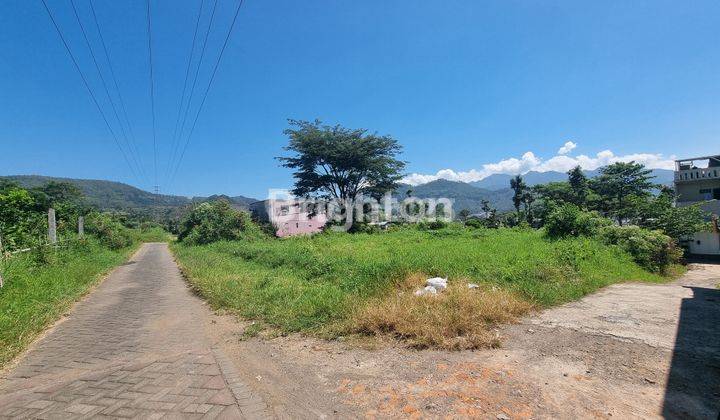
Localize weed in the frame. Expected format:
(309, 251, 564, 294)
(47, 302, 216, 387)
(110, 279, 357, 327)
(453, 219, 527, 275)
(171, 227, 673, 349)
(351, 274, 532, 349)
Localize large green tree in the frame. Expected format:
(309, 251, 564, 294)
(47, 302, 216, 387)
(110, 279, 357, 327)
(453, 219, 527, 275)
(590, 162, 656, 225)
(510, 175, 528, 214)
(636, 186, 709, 239)
(278, 120, 405, 202)
(567, 166, 590, 207)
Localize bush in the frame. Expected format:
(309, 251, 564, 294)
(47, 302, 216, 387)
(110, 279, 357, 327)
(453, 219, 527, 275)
(178, 200, 260, 245)
(0, 188, 46, 251)
(464, 218, 484, 229)
(348, 222, 381, 234)
(418, 220, 448, 230)
(30, 243, 57, 266)
(544, 204, 610, 238)
(85, 213, 134, 250)
(599, 225, 682, 273)
(464, 216, 501, 229)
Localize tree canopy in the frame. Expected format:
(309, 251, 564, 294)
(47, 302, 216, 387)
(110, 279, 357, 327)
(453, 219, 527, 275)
(278, 120, 405, 202)
(590, 162, 656, 225)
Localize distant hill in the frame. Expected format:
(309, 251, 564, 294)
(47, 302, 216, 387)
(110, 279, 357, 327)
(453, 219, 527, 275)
(192, 194, 257, 208)
(399, 179, 515, 213)
(1, 175, 257, 212)
(469, 169, 674, 191)
(401, 168, 676, 215)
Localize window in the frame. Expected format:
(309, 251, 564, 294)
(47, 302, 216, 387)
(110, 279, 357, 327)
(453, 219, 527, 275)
(714, 188, 720, 200)
(279, 205, 289, 215)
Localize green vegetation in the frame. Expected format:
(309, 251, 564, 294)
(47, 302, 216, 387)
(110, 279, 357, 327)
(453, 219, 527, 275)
(171, 150, 689, 349)
(279, 120, 406, 203)
(1, 175, 257, 229)
(529, 164, 708, 238)
(0, 179, 170, 368)
(178, 200, 262, 245)
(0, 240, 136, 367)
(598, 225, 684, 273)
(544, 204, 611, 239)
(172, 226, 670, 345)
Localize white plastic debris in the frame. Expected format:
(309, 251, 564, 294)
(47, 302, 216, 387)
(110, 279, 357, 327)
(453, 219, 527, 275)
(467, 283, 480, 289)
(414, 285, 438, 296)
(426, 277, 447, 291)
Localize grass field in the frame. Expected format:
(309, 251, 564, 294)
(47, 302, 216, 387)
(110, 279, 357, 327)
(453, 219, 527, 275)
(0, 229, 168, 369)
(171, 226, 672, 348)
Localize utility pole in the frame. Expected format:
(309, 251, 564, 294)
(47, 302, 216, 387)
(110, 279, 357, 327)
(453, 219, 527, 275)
(48, 208, 57, 245)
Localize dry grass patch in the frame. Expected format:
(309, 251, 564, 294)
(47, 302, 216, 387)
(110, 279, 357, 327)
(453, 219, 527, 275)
(351, 274, 533, 350)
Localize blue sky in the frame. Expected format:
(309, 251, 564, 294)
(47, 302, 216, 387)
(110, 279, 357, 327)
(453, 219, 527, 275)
(1, 0, 718, 198)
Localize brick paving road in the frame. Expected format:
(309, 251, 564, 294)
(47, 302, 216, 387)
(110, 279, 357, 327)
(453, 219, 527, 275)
(0, 243, 268, 419)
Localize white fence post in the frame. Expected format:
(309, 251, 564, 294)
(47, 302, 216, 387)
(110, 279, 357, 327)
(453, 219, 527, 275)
(78, 216, 85, 237)
(48, 208, 57, 245)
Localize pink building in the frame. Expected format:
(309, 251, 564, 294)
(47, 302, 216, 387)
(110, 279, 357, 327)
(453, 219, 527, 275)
(250, 199, 327, 237)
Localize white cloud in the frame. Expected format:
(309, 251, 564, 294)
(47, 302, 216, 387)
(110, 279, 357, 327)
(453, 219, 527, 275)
(557, 141, 577, 155)
(401, 142, 676, 185)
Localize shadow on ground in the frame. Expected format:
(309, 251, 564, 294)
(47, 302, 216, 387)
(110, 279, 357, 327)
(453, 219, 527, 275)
(662, 283, 720, 419)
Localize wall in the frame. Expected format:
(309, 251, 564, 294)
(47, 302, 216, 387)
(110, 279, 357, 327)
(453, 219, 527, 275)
(675, 179, 720, 202)
(686, 231, 720, 256)
(262, 200, 328, 237)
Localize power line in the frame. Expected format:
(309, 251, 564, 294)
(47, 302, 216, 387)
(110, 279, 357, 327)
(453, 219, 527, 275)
(146, 0, 158, 192)
(88, 0, 147, 182)
(69, 0, 147, 184)
(169, 0, 220, 188)
(39, 0, 140, 183)
(169, 0, 246, 190)
(165, 0, 206, 184)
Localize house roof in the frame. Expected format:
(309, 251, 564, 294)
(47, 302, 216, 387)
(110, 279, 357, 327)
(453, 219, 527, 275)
(675, 155, 720, 163)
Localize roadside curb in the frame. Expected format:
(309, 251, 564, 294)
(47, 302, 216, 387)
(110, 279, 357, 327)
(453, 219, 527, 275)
(212, 347, 273, 419)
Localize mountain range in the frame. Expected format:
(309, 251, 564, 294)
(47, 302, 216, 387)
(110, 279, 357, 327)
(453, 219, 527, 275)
(398, 180, 515, 212)
(2, 169, 675, 216)
(469, 169, 674, 191)
(1, 175, 257, 211)
(402, 168, 674, 213)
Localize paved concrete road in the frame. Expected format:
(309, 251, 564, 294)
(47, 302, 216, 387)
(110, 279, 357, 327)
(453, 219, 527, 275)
(0, 243, 267, 419)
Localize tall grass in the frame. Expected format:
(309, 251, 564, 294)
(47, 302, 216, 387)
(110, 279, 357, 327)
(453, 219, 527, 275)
(0, 239, 136, 368)
(171, 226, 668, 343)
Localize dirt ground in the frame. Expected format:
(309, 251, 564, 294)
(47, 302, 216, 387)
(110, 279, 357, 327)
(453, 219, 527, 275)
(206, 263, 720, 419)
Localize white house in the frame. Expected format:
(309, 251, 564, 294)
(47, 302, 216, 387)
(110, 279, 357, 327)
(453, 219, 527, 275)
(674, 155, 720, 256)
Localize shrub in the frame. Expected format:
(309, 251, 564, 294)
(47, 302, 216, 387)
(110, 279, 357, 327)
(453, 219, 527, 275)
(544, 204, 610, 238)
(418, 220, 448, 230)
(464, 217, 501, 229)
(85, 213, 134, 250)
(348, 222, 381, 234)
(0, 188, 46, 251)
(178, 200, 260, 245)
(599, 225, 682, 273)
(464, 218, 484, 229)
(30, 243, 57, 266)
